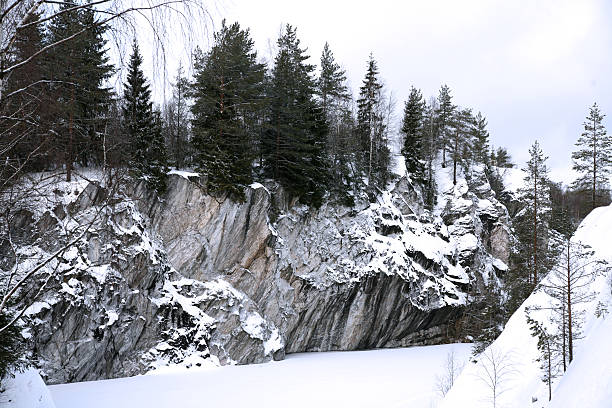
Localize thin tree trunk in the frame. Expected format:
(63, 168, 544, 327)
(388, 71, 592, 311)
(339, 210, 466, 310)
(547, 339, 552, 401)
(533, 165, 538, 285)
(562, 299, 567, 371)
(593, 118, 596, 211)
(67, 84, 75, 182)
(453, 132, 458, 185)
(567, 242, 573, 363)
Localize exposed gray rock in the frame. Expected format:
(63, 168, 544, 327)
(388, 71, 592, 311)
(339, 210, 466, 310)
(11, 167, 512, 384)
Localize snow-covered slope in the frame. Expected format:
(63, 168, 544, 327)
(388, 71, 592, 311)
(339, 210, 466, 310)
(549, 314, 612, 408)
(49, 344, 471, 408)
(1, 369, 56, 408)
(441, 203, 612, 407)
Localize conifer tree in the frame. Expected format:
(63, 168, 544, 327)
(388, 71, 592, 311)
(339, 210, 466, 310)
(318, 42, 350, 118)
(449, 108, 473, 185)
(122, 39, 167, 193)
(421, 97, 439, 209)
(472, 112, 490, 165)
(192, 21, 265, 201)
(317, 42, 355, 199)
(541, 240, 607, 365)
(571, 103, 612, 211)
(1, 9, 50, 172)
(526, 312, 558, 401)
(47, 1, 113, 179)
(436, 84, 454, 168)
(263, 25, 328, 207)
(521, 141, 553, 284)
(164, 64, 191, 168)
(356, 54, 390, 198)
(401, 87, 426, 183)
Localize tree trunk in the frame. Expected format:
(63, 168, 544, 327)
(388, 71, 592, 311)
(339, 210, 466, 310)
(453, 132, 458, 185)
(67, 84, 75, 182)
(592, 119, 597, 211)
(533, 166, 538, 285)
(567, 242, 573, 363)
(547, 339, 552, 401)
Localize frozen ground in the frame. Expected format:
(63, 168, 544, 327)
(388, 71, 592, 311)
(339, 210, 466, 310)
(49, 344, 471, 408)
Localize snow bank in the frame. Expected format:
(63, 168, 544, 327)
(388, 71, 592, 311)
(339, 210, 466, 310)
(549, 314, 612, 407)
(49, 344, 471, 408)
(1, 369, 56, 408)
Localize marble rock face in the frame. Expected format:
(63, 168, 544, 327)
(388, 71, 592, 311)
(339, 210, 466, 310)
(15, 170, 510, 384)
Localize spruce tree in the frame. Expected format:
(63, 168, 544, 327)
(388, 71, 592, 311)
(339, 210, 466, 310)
(318, 42, 349, 117)
(47, 1, 113, 179)
(317, 42, 355, 200)
(571, 103, 611, 211)
(262, 25, 328, 207)
(122, 39, 167, 193)
(191, 21, 265, 201)
(76, 6, 114, 165)
(436, 84, 454, 168)
(356, 54, 390, 199)
(1, 9, 50, 172)
(401, 86, 426, 183)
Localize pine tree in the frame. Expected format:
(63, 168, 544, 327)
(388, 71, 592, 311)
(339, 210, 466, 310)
(191, 22, 265, 200)
(76, 6, 114, 166)
(401, 86, 426, 183)
(449, 107, 473, 185)
(540, 239, 607, 365)
(122, 39, 167, 193)
(436, 84, 454, 168)
(571, 103, 612, 211)
(164, 63, 191, 168)
(518, 141, 552, 285)
(472, 112, 490, 165)
(526, 312, 558, 401)
(492, 147, 513, 168)
(422, 97, 439, 209)
(356, 54, 390, 199)
(318, 42, 349, 117)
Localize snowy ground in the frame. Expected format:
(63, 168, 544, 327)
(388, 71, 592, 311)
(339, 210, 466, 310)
(49, 344, 471, 408)
(1, 369, 56, 408)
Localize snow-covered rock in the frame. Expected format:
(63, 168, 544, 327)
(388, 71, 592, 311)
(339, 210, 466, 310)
(7, 166, 512, 384)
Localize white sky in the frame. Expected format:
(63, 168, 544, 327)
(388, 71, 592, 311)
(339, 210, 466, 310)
(141, 0, 612, 183)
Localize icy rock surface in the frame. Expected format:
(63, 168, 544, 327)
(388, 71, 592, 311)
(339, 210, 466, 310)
(10, 168, 511, 383)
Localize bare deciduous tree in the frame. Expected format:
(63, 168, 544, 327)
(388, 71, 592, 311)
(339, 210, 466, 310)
(476, 346, 518, 408)
(435, 348, 465, 397)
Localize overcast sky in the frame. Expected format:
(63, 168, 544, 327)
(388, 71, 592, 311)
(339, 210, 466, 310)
(147, 0, 612, 182)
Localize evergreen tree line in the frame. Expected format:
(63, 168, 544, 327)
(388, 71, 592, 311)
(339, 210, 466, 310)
(3, 11, 512, 204)
(473, 102, 612, 354)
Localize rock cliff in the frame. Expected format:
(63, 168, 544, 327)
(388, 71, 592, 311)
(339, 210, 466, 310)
(10, 166, 511, 384)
